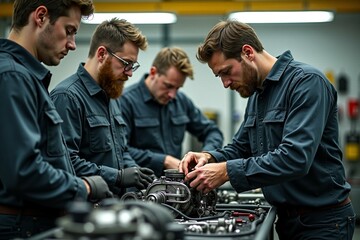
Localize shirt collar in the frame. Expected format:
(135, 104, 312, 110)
(0, 39, 52, 90)
(139, 74, 154, 102)
(77, 63, 103, 96)
(265, 50, 294, 83)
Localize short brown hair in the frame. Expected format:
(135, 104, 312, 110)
(11, 0, 94, 31)
(197, 20, 264, 63)
(88, 18, 148, 57)
(153, 47, 194, 80)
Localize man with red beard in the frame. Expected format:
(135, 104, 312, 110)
(50, 18, 154, 198)
(178, 20, 355, 240)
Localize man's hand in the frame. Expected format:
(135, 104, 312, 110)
(82, 176, 114, 202)
(164, 155, 181, 170)
(178, 151, 210, 175)
(185, 162, 229, 194)
(117, 167, 155, 190)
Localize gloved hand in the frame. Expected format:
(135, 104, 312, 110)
(117, 167, 155, 190)
(82, 176, 114, 202)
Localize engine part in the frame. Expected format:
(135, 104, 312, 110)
(217, 189, 267, 205)
(176, 207, 267, 237)
(121, 169, 217, 218)
(54, 199, 184, 240)
(29, 171, 276, 240)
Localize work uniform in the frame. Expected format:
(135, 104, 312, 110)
(119, 75, 224, 177)
(0, 39, 88, 239)
(50, 63, 137, 196)
(207, 51, 355, 239)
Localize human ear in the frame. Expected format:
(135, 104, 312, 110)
(242, 44, 253, 59)
(34, 6, 48, 26)
(97, 46, 107, 63)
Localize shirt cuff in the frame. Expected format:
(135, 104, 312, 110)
(226, 159, 249, 192)
(206, 150, 226, 162)
(151, 153, 167, 177)
(74, 177, 89, 201)
(99, 165, 118, 187)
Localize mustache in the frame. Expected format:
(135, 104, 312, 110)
(118, 77, 128, 82)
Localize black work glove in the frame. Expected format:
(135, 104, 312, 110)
(82, 176, 114, 202)
(117, 167, 155, 190)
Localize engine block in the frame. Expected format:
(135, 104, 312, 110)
(32, 170, 276, 240)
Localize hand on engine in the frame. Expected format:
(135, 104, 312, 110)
(117, 167, 155, 190)
(184, 162, 229, 194)
(178, 151, 209, 175)
(164, 155, 181, 170)
(82, 176, 114, 202)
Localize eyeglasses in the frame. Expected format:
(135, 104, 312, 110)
(105, 47, 140, 72)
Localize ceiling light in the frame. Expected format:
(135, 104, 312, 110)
(82, 12, 177, 24)
(228, 11, 334, 23)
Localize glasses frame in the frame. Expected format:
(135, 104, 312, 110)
(105, 47, 140, 72)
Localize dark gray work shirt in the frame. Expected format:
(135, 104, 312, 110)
(0, 39, 87, 208)
(209, 51, 351, 207)
(119, 75, 224, 177)
(50, 63, 136, 195)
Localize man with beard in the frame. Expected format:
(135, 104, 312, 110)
(119, 47, 223, 178)
(50, 18, 154, 198)
(0, 1, 115, 239)
(178, 20, 355, 239)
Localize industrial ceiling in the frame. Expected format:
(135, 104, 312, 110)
(1, 0, 360, 17)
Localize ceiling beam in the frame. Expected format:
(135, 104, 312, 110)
(1, 0, 360, 17)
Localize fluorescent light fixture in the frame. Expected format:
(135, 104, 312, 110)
(228, 11, 334, 23)
(82, 12, 177, 24)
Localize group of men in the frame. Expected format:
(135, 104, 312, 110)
(0, 0, 356, 239)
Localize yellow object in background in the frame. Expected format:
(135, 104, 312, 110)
(346, 143, 360, 161)
(325, 70, 335, 85)
(345, 133, 360, 161)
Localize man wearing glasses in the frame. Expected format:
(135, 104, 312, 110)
(50, 18, 154, 198)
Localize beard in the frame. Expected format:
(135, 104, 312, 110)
(98, 58, 126, 99)
(235, 60, 259, 98)
(38, 23, 60, 66)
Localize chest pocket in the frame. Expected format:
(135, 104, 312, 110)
(170, 115, 190, 144)
(263, 109, 286, 149)
(87, 115, 112, 153)
(134, 117, 160, 147)
(243, 115, 257, 154)
(45, 109, 66, 157)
